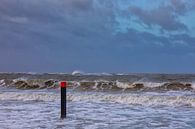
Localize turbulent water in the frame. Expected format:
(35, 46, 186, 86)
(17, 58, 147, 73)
(0, 73, 195, 129)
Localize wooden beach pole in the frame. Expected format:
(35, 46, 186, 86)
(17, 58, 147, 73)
(60, 81, 67, 119)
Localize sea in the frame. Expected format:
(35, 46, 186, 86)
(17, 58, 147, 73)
(0, 73, 195, 129)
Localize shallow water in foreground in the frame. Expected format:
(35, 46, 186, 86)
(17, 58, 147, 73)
(0, 88, 195, 129)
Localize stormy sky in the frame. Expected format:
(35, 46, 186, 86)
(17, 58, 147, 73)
(0, 0, 195, 73)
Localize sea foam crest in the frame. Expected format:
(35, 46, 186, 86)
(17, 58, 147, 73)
(72, 70, 84, 75)
(116, 81, 133, 89)
(0, 92, 194, 107)
(68, 93, 195, 107)
(0, 80, 5, 86)
(0, 92, 59, 101)
(13, 77, 28, 83)
(191, 82, 195, 89)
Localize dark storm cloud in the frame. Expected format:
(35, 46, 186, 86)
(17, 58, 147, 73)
(170, 0, 188, 14)
(0, 0, 193, 51)
(0, 0, 95, 27)
(0, 0, 195, 72)
(62, 0, 93, 11)
(0, 0, 118, 68)
(129, 0, 189, 31)
(113, 29, 195, 56)
(0, 0, 96, 45)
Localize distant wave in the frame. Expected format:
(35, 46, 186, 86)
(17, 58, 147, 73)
(71, 70, 113, 76)
(68, 80, 195, 91)
(1, 78, 195, 91)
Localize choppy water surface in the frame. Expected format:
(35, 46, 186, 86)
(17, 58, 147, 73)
(0, 73, 195, 129)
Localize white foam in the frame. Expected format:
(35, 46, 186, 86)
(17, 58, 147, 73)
(116, 73, 127, 75)
(0, 80, 5, 86)
(116, 80, 165, 89)
(116, 81, 133, 89)
(133, 77, 166, 88)
(100, 72, 112, 76)
(72, 70, 84, 75)
(26, 72, 39, 75)
(68, 93, 195, 107)
(0, 92, 194, 107)
(191, 82, 195, 89)
(139, 82, 165, 88)
(13, 77, 28, 83)
(0, 92, 59, 101)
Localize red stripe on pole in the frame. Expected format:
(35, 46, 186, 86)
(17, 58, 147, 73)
(60, 81, 67, 88)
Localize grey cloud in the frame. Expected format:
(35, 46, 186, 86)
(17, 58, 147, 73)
(0, 0, 93, 24)
(170, 0, 187, 15)
(113, 28, 195, 56)
(0, 0, 116, 50)
(129, 1, 188, 31)
(62, 0, 93, 11)
(0, 0, 195, 58)
(2, 16, 28, 24)
(0, 0, 195, 72)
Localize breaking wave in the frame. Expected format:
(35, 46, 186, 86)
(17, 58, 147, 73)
(0, 92, 194, 107)
(1, 78, 195, 92)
